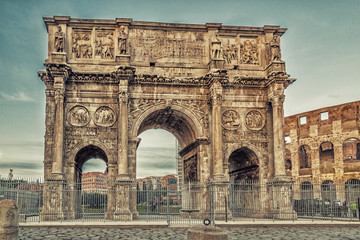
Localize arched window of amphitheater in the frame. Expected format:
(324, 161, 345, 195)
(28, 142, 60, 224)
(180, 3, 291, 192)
(285, 149, 292, 174)
(299, 145, 311, 169)
(345, 179, 360, 204)
(300, 181, 314, 200)
(321, 180, 336, 202)
(319, 142, 334, 174)
(343, 138, 360, 162)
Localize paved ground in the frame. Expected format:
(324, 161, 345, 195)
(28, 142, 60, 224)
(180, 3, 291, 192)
(19, 226, 360, 240)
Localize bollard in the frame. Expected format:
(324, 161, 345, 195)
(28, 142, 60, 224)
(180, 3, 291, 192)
(187, 225, 228, 240)
(0, 200, 19, 240)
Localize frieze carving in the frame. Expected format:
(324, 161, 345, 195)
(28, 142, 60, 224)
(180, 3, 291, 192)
(233, 76, 268, 87)
(240, 39, 259, 65)
(223, 129, 267, 142)
(100, 139, 117, 151)
(132, 75, 206, 86)
(70, 73, 118, 84)
(54, 26, 65, 52)
(72, 30, 92, 59)
(65, 127, 97, 137)
(245, 110, 265, 130)
(184, 154, 197, 182)
(64, 139, 81, 158)
(95, 30, 114, 59)
(222, 110, 240, 130)
(67, 106, 90, 127)
(94, 106, 117, 127)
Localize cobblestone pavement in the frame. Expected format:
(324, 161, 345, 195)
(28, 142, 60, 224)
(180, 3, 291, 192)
(19, 226, 360, 240)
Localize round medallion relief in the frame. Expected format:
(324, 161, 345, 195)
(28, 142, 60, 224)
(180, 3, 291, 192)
(222, 109, 240, 130)
(67, 106, 90, 127)
(245, 110, 265, 130)
(94, 106, 117, 127)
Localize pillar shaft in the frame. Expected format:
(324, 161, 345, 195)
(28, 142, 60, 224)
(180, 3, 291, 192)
(211, 82, 223, 177)
(52, 87, 64, 175)
(272, 96, 286, 177)
(117, 83, 129, 176)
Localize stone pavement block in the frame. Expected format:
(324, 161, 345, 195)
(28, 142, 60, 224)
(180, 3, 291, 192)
(187, 225, 227, 240)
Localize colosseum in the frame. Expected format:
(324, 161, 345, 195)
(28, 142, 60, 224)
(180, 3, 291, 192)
(284, 101, 360, 203)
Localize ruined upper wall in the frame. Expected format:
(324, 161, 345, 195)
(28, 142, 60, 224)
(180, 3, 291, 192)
(284, 101, 360, 138)
(43, 16, 287, 78)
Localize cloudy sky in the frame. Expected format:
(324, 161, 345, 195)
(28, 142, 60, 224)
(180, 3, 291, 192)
(0, 0, 359, 179)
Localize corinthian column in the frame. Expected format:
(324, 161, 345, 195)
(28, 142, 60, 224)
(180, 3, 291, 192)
(210, 81, 224, 179)
(271, 95, 286, 177)
(52, 87, 65, 175)
(117, 83, 129, 177)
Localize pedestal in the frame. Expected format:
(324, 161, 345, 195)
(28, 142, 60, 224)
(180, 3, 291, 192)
(211, 179, 233, 220)
(268, 176, 297, 220)
(113, 176, 133, 221)
(40, 178, 66, 221)
(115, 55, 131, 65)
(49, 52, 67, 63)
(208, 59, 225, 70)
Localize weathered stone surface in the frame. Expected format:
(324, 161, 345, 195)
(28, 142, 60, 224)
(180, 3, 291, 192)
(0, 200, 19, 240)
(285, 101, 360, 201)
(187, 225, 228, 240)
(38, 17, 295, 220)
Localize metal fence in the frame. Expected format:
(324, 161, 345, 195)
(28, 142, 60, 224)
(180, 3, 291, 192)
(1, 178, 360, 225)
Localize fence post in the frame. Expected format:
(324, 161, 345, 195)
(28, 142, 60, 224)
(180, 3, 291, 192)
(167, 185, 170, 225)
(0, 200, 19, 240)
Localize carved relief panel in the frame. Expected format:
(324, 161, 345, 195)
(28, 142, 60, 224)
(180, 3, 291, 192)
(184, 154, 197, 182)
(94, 106, 117, 127)
(245, 110, 265, 130)
(95, 30, 115, 59)
(72, 30, 92, 59)
(128, 29, 205, 64)
(240, 38, 259, 65)
(67, 106, 90, 127)
(222, 109, 240, 130)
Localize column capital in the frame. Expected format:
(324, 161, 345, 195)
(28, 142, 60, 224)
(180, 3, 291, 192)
(269, 94, 285, 107)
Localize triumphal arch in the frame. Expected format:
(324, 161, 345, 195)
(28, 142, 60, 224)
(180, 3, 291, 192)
(38, 16, 295, 220)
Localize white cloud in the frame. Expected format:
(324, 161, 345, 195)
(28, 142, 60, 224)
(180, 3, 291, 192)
(0, 149, 2, 158)
(0, 91, 34, 102)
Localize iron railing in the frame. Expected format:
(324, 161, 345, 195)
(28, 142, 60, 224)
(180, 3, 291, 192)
(1, 178, 360, 224)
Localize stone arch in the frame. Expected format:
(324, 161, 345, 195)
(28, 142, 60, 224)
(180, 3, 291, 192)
(321, 180, 336, 202)
(343, 138, 360, 162)
(299, 145, 311, 169)
(285, 149, 292, 172)
(300, 181, 313, 200)
(228, 146, 261, 182)
(69, 140, 116, 183)
(130, 103, 203, 148)
(345, 179, 360, 204)
(319, 141, 334, 174)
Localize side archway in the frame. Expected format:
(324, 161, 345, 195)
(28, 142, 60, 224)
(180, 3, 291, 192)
(228, 147, 260, 182)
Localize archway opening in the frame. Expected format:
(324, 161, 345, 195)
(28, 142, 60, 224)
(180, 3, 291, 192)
(228, 148, 259, 182)
(300, 181, 313, 200)
(345, 179, 360, 204)
(74, 145, 108, 219)
(135, 107, 199, 214)
(343, 138, 360, 162)
(321, 180, 336, 202)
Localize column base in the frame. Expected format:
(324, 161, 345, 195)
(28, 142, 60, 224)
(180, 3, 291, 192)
(115, 55, 131, 65)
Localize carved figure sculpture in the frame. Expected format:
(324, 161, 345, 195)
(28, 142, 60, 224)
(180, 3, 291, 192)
(54, 26, 65, 52)
(211, 35, 222, 59)
(8, 169, 13, 180)
(94, 106, 116, 127)
(118, 26, 128, 54)
(270, 35, 281, 61)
